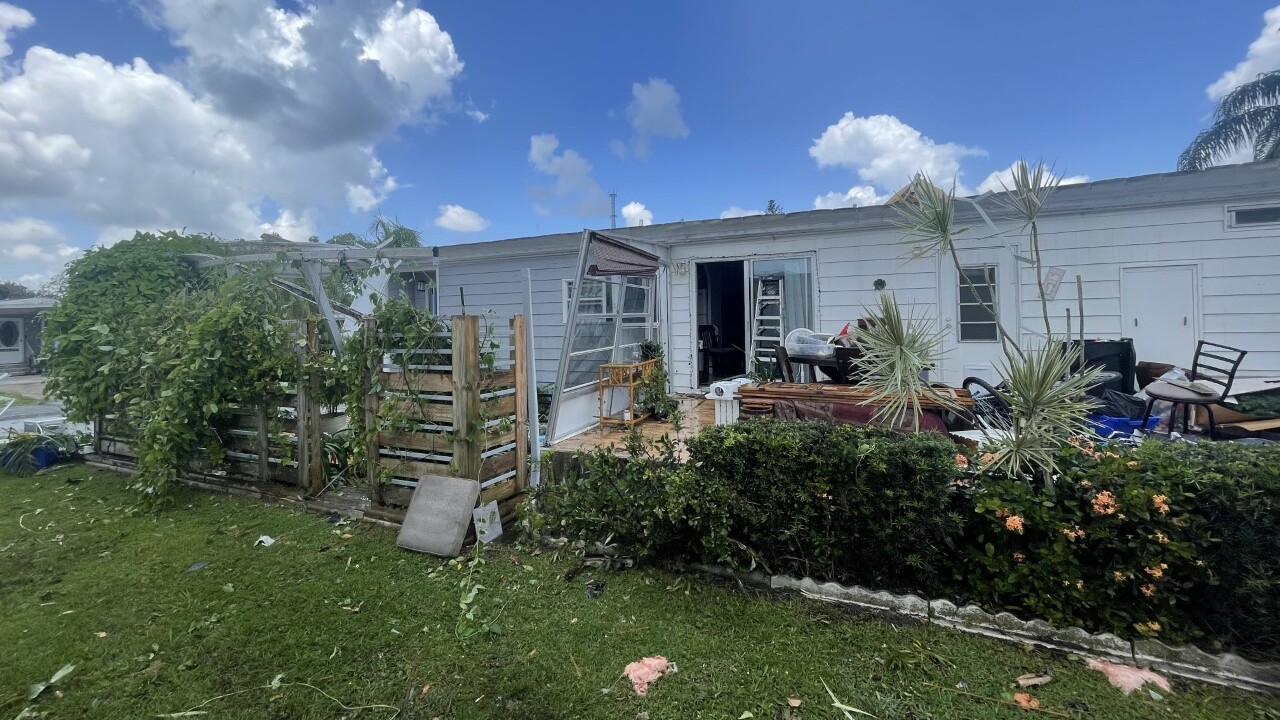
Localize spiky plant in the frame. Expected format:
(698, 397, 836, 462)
(986, 160, 1063, 338)
(893, 174, 1023, 361)
(983, 342, 1101, 483)
(853, 292, 964, 432)
(1179, 69, 1280, 170)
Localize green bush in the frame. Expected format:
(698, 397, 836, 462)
(681, 420, 964, 590)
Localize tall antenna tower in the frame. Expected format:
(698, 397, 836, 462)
(610, 191, 617, 229)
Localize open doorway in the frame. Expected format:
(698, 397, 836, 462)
(696, 261, 747, 385)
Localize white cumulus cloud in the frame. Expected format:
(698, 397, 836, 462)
(0, 2, 33, 59)
(0, 216, 82, 284)
(810, 112, 983, 195)
(0, 0, 466, 283)
(976, 162, 1089, 195)
(813, 185, 886, 210)
(621, 201, 652, 227)
(527, 133, 609, 217)
(434, 204, 489, 232)
(720, 206, 766, 219)
(1208, 5, 1280, 100)
(617, 77, 689, 160)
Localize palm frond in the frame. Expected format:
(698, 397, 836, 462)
(983, 342, 1100, 483)
(1179, 105, 1280, 170)
(986, 159, 1062, 229)
(891, 173, 967, 257)
(1215, 70, 1280, 123)
(852, 292, 963, 431)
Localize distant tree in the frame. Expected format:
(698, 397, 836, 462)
(1180, 69, 1280, 170)
(0, 281, 35, 300)
(765, 199, 784, 215)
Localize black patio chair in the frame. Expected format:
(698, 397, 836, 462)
(1141, 341, 1247, 440)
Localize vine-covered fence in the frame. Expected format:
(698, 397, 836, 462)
(368, 314, 529, 526)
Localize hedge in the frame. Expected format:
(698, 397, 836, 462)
(536, 419, 1280, 660)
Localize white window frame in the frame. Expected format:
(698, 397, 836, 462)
(1225, 202, 1280, 231)
(957, 265, 999, 343)
(562, 278, 613, 323)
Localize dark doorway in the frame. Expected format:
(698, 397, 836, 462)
(696, 261, 747, 385)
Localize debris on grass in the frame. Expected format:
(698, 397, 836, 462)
(184, 560, 208, 573)
(585, 580, 605, 599)
(1085, 658, 1172, 695)
(623, 656, 674, 696)
(1015, 672, 1053, 688)
(254, 535, 275, 547)
(28, 663, 75, 700)
(1014, 692, 1040, 709)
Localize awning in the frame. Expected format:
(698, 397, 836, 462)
(586, 232, 659, 277)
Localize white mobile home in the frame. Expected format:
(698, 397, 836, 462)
(401, 161, 1280, 436)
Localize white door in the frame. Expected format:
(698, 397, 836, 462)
(943, 248, 1017, 385)
(0, 318, 22, 363)
(1120, 266, 1197, 368)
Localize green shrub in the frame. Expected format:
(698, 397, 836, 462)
(961, 440, 1211, 642)
(681, 420, 964, 590)
(535, 430, 685, 557)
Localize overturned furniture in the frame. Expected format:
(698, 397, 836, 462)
(736, 382, 974, 432)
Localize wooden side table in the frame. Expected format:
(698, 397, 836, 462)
(598, 358, 660, 430)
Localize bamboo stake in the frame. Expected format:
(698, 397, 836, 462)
(1076, 275, 1085, 342)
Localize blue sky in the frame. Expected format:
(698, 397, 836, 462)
(1, 0, 1278, 285)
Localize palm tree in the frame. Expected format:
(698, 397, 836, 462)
(1179, 69, 1280, 170)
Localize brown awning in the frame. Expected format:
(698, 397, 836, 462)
(586, 232, 659, 277)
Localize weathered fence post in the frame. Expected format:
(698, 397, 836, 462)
(363, 317, 382, 504)
(255, 405, 270, 482)
(451, 314, 482, 481)
(304, 319, 324, 494)
(93, 414, 103, 456)
(511, 314, 529, 492)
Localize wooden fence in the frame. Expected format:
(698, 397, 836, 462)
(94, 320, 337, 493)
(369, 314, 529, 526)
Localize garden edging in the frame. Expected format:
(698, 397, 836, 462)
(685, 562, 1280, 694)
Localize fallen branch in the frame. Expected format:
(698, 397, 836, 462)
(157, 678, 399, 719)
(921, 682, 1069, 718)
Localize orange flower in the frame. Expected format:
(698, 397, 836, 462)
(981, 452, 996, 465)
(1153, 531, 1169, 545)
(1144, 566, 1164, 579)
(1005, 515, 1025, 533)
(1113, 570, 1128, 582)
(1061, 525, 1085, 541)
(1127, 460, 1139, 469)
(1076, 579, 1085, 590)
(1091, 490, 1118, 515)
(1141, 583, 1156, 598)
(1134, 621, 1161, 634)
(954, 453, 969, 469)
(995, 508, 1010, 519)
(1079, 479, 1093, 489)
(1013, 552, 1026, 563)
(1152, 494, 1170, 515)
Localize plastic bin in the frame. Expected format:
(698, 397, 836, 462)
(1087, 414, 1157, 438)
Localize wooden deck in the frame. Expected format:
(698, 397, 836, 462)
(549, 395, 716, 458)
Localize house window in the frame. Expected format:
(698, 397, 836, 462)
(563, 279, 613, 323)
(1229, 205, 1280, 227)
(958, 266, 998, 342)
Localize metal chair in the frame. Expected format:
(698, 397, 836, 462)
(1142, 341, 1247, 440)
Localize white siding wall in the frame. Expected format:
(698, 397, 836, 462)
(435, 253, 578, 385)
(1013, 200, 1280, 376)
(666, 228, 938, 392)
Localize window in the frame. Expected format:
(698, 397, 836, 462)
(958, 266, 998, 342)
(562, 279, 614, 323)
(1229, 205, 1280, 228)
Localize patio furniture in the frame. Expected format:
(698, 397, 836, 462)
(774, 346, 796, 382)
(598, 358, 661, 430)
(1142, 341, 1247, 440)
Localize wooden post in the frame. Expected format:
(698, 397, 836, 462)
(305, 319, 324, 495)
(93, 414, 103, 456)
(255, 405, 270, 482)
(363, 317, 382, 505)
(295, 332, 311, 491)
(511, 314, 529, 492)
(452, 314, 482, 481)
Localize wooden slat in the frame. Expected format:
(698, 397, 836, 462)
(480, 369, 517, 392)
(378, 397, 454, 424)
(498, 492, 527, 523)
(380, 456, 452, 481)
(380, 370, 453, 393)
(364, 318, 381, 505)
(479, 476, 518, 504)
(482, 393, 517, 419)
(380, 430, 450, 453)
(483, 428, 516, 452)
(481, 451, 517, 480)
(452, 315, 483, 480)
(736, 382, 974, 409)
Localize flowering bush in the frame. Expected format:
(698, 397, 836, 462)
(960, 439, 1211, 642)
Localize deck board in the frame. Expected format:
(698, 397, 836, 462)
(549, 396, 715, 459)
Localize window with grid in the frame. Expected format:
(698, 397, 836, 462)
(958, 266, 998, 342)
(563, 279, 614, 323)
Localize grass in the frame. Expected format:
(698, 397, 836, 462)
(2, 465, 1278, 719)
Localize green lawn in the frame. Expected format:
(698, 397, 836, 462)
(2, 465, 1277, 719)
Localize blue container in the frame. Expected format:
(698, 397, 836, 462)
(1088, 414, 1157, 438)
(30, 447, 60, 469)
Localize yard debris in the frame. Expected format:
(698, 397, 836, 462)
(254, 535, 276, 547)
(94, 631, 107, 638)
(622, 656, 674, 696)
(787, 696, 803, 708)
(1085, 658, 1171, 695)
(1015, 672, 1053, 688)
(585, 580, 606, 599)
(1014, 692, 1040, 710)
(184, 560, 208, 572)
(28, 663, 75, 700)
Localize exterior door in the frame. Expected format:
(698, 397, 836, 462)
(1120, 266, 1197, 368)
(943, 248, 1017, 385)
